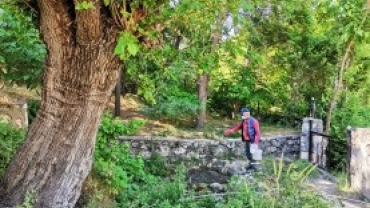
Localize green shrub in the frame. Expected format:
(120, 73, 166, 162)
(0, 120, 26, 177)
(92, 112, 146, 196)
(329, 94, 370, 170)
(143, 95, 199, 124)
(116, 164, 192, 208)
(80, 191, 117, 208)
(144, 153, 172, 177)
(218, 158, 331, 208)
(98, 111, 146, 139)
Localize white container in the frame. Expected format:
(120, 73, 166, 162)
(250, 144, 263, 161)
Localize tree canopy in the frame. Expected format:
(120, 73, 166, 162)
(0, 0, 369, 207)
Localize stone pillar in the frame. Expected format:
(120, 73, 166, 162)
(348, 128, 370, 199)
(300, 118, 326, 167)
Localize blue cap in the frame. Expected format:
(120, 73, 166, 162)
(240, 108, 250, 113)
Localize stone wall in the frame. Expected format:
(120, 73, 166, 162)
(349, 128, 370, 200)
(118, 134, 300, 161)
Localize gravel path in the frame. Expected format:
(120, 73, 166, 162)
(309, 175, 370, 208)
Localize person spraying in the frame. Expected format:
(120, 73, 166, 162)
(223, 108, 261, 170)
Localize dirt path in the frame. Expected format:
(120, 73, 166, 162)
(309, 175, 370, 208)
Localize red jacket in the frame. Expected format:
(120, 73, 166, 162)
(224, 118, 261, 144)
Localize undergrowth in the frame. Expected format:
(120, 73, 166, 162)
(0, 120, 26, 177)
(0, 113, 334, 208)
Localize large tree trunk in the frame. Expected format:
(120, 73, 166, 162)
(196, 72, 209, 128)
(0, 1, 121, 207)
(231, 101, 241, 119)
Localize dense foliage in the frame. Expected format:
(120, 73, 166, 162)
(0, 120, 25, 177)
(0, 112, 338, 208)
(0, 3, 45, 88)
(0, 0, 369, 180)
(92, 112, 146, 196)
(81, 114, 332, 208)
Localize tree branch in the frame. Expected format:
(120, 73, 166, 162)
(37, 0, 73, 67)
(325, 7, 369, 134)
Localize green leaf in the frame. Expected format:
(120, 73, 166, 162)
(102, 0, 110, 6)
(114, 39, 126, 60)
(23, 75, 30, 80)
(75, 1, 95, 11)
(241, 1, 254, 11)
(114, 32, 139, 60)
(127, 43, 139, 56)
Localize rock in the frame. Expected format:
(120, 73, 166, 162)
(180, 142, 189, 148)
(131, 142, 140, 148)
(240, 173, 253, 181)
(187, 167, 230, 184)
(211, 159, 228, 170)
(272, 139, 281, 147)
(287, 140, 295, 145)
(209, 183, 225, 193)
(174, 147, 186, 155)
(211, 146, 224, 156)
(258, 143, 265, 149)
(141, 151, 151, 159)
(193, 183, 208, 192)
(223, 160, 248, 175)
(267, 146, 277, 153)
(234, 146, 245, 156)
(186, 151, 200, 160)
(159, 146, 170, 157)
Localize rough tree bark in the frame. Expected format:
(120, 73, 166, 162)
(231, 101, 241, 119)
(0, 1, 121, 207)
(196, 72, 209, 128)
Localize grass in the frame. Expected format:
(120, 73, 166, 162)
(81, 157, 333, 208)
(335, 172, 362, 198)
(0, 84, 39, 105)
(222, 158, 333, 208)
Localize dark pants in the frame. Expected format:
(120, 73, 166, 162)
(245, 141, 256, 169)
